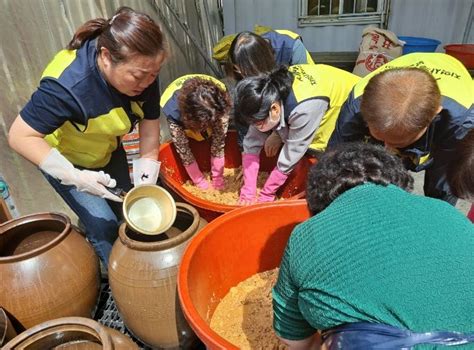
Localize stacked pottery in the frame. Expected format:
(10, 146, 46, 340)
(0, 213, 100, 332)
(3, 316, 138, 349)
(108, 203, 206, 349)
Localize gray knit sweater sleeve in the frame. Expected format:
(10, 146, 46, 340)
(242, 124, 268, 155)
(276, 99, 328, 173)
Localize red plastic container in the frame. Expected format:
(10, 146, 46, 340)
(177, 200, 310, 349)
(444, 44, 474, 69)
(159, 131, 317, 221)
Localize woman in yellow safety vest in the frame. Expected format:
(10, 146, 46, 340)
(160, 75, 231, 190)
(233, 64, 360, 204)
(227, 30, 315, 155)
(8, 7, 166, 266)
(227, 29, 314, 81)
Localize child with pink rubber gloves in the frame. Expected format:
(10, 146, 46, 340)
(233, 64, 359, 204)
(161, 75, 231, 190)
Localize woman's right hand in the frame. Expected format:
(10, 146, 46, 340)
(40, 148, 122, 202)
(68, 169, 122, 201)
(184, 161, 211, 190)
(238, 153, 260, 205)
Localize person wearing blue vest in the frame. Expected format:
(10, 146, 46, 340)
(233, 64, 360, 204)
(160, 75, 231, 190)
(227, 30, 315, 156)
(328, 53, 474, 205)
(8, 7, 166, 266)
(227, 30, 314, 82)
(273, 142, 474, 350)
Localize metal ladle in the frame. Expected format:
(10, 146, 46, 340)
(108, 185, 177, 235)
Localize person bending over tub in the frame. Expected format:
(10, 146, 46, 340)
(8, 7, 165, 266)
(328, 53, 474, 206)
(233, 64, 359, 204)
(273, 142, 474, 350)
(161, 75, 232, 190)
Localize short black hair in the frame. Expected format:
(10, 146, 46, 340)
(233, 66, 293, 126)
(306, 142, 414, 215)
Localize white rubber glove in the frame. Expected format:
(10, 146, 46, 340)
(39, 148, 122, 202)
(264, 131, 283, 157)
(133, 157, 161, 186)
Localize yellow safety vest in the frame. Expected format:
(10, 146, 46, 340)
(351, 52, 474, 169)
(41, 47, 151, 168)
(288, 64, 361, 151)
(353, 53, 473, 109)
(160, 74, 226, 141)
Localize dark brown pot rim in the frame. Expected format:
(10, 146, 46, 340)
(119, 202, 200, 251)
(0, 212, 72, 263)
(0, 307, 16, 344)
(3, 316, 113, 348)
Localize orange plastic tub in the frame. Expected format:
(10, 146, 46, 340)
(177, 200, 310, 349)
(444, 44, 474, 69)
(159, 131, 316, 221)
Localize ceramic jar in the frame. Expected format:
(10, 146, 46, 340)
(0, 212, 100, 332)
(2, 316, 138, 349)
(108, 203, 206, 349)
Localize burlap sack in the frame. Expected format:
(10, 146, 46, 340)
(352, 27, 403, 77)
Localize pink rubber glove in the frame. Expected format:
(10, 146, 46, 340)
(211, 157, 225, 190)
(258, 167, 289, 203)
(239, 153, 260, 205)
(184, 162, 210, 190)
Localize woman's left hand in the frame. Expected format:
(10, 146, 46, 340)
(133, 157, 161, 186)
(257, 167, 289, 202)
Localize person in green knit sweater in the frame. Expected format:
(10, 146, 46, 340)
(272, 142, 474, 350)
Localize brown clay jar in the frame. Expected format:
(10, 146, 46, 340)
(2, 316, 138, 349)
(0, 213, 100, 332)
(108, 202, 207, 349)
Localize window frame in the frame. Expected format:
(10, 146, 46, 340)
(298, 0, 390, 27)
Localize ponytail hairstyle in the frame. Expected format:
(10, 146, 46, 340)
(178, 77, 232, 132)
(233, 65, 293, 126)
(67, 6, 165, 64)
(227, 31, 276, 81)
